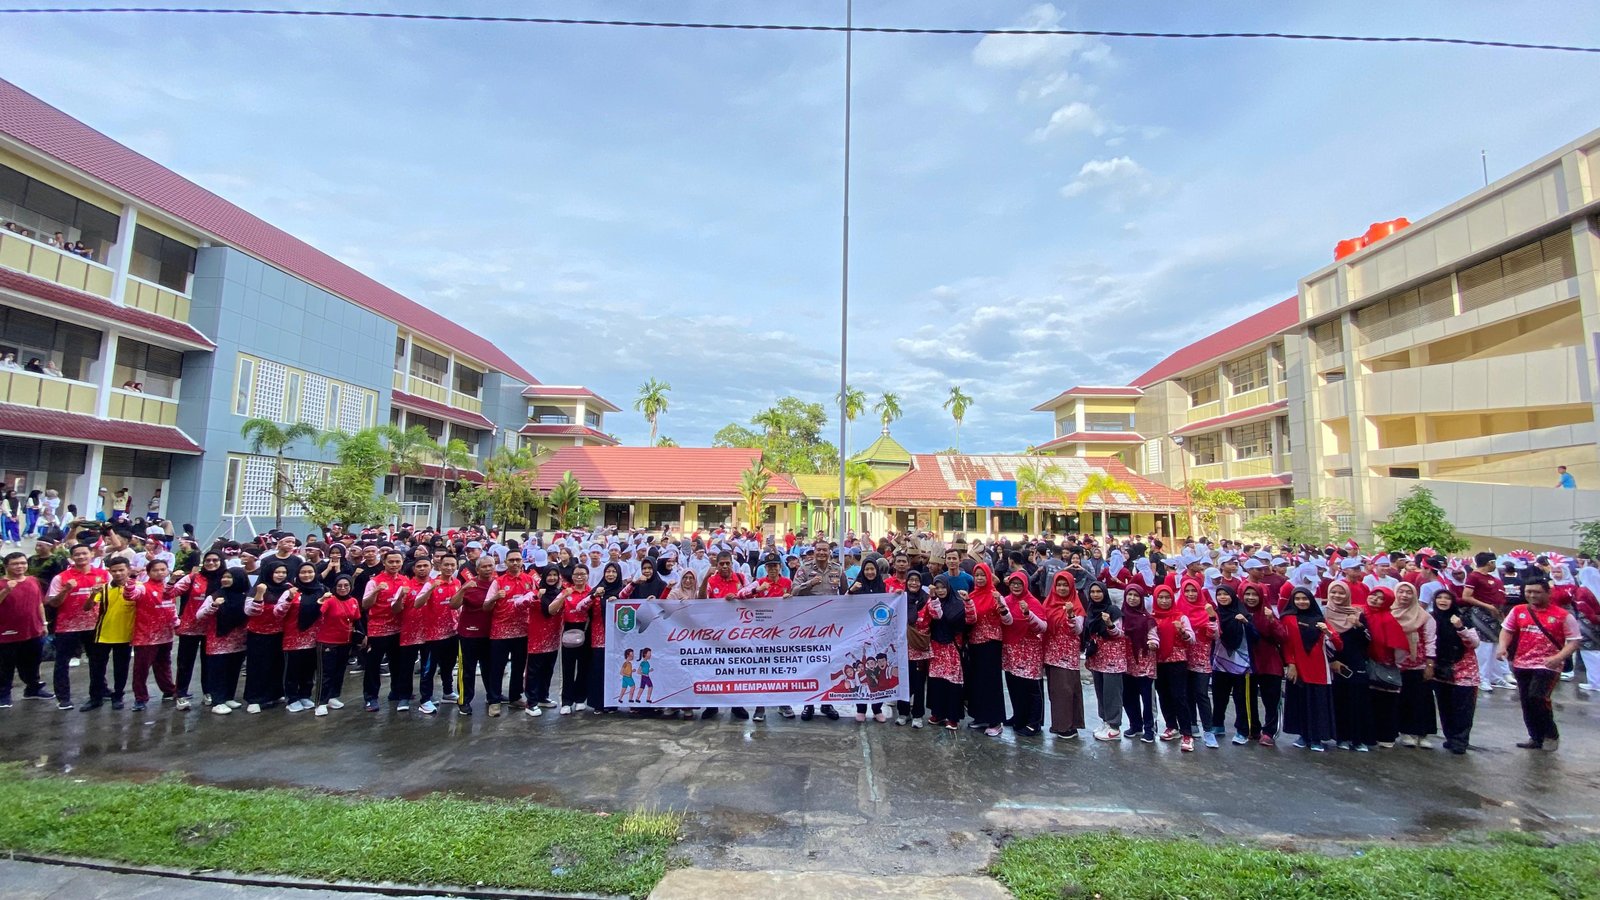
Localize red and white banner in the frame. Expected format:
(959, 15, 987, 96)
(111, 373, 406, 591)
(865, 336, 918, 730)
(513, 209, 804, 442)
(604, 593, 910, 708)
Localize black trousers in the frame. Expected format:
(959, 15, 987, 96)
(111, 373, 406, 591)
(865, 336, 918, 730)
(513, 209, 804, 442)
(1155, 661, 1192, 733)
(363, 634, 403, 703)
(1187, 669, 1213, 735)
(1333, 677, 1375, 745)
(87, 640, 131, 703)
(1122, 674, 1155, 736)
(586, 646, 608, 710)
(318, 642, 350, 703)
(1004, 673, 1044, 729)
(52, 630, 92, 703)
(458, 636, 491, 708)
(896, 659, 928, 719)
(0, 637, 44, 700)
(424, 637, 457, 699)
(561, 643, 589, 704)
(1249, 674, 1283, 738)
(1211, 671, 1250, 734)
(963, 641, 1005, 727)
(1433, 680, 1478, 749)
(243, 631, 284, 706)
(390, 641, 424, 702)
(928, 675, 964, 723)
(174, 634, 206, 698)
(1515, 668, 1560, 743)
(485, 637, 525, 705)
(526, 650, 557, 704)
(1370, 687, 1401, 744)
(283, 648, 316, 703)
(205, 651, 244, 703)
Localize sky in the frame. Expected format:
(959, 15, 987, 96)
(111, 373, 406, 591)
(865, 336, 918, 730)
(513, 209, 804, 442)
(4, 1, 1599, 454)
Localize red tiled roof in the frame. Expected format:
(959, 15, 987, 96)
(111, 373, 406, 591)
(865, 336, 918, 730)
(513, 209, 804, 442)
(392, 464, 484, 484)
(1172, 399, 1289, 437)
(866, 454, 1185, 511)
(521, 385, 620, 412)
(0, 78, 535, 383)
(1206, 474, 1291, 491)
(1031, 385, 1143, 411)
(390, 389, 495, 432)
(0, 402, 201, 454)
(1035, 432, 1145, 454)
(528, 446, 804, 501)
(0, 267, 214, 350)
(1131, 298, 1298, 388)
(519, 423, 619, 445)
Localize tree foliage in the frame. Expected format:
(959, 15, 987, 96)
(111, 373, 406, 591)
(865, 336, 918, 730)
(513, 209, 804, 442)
(548, 471, 586, 528)
(713, 396, 840, 474)
(292, 428, 398, 531)
(1572, 520, 1600, 558)
(239, 417, 319, 529)
(737, 460, 773, 531)
(1182, 480, 1245, 536)
(1374, 486, 1470, 554)
(874, 392, 902, 430)
(1241, 497, 1354, 548)
(634, 379, 671, 446)
(943, 386, 973, 452)
(483, 446, 540, 531)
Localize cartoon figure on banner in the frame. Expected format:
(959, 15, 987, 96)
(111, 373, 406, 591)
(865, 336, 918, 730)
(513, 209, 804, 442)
(638, 648, 655, 702)
(824, 641, 896, 701)
(618, 648, 637, 704)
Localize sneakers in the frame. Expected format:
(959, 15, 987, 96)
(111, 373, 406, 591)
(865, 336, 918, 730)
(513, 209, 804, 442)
(1544, 739, 1560, 751)
(246, 703, 262, 714)
(1140, 732, 1156, 744)
(110, 700, 124, 711)
(1480, 682, 1495, 694)
(79, 699, 103, 712)
(1231, 732, 1248, 746)
(56, 700, 74, 711)
(131, 701, 147, 712)
(212, 703, 232, 715)
(1516, 739, 1543, 749)
(752, 709, 767, 722)
(1258, 734, 1276, 747)
(225, 700, 242, 709)
(537, 700, 557, 708)
(559, 705, 572, 716)
(69, 657, 80, 667)
(287, 700, 310, 713)
(1293, 738, 1309, 749)
(442, 692, 460, 703)
(175, 697, 192, 711)
(327, 698, 345, 710)
(800, 707, 814, 721)
(1560, 671, 1574, 682)
(1180, 736, 1194, 752)
(1092, 727, 1119, 741)
(23, 687, 53, 701)
(821, 704, 840, 720)
(420, 701, 437, 715)
(314, 704, 329, 717)
(1201, 732, 1219, 749)
(1499, 675, 1520, 690)
(525, 705, 543, 718)
(396, 701, 411, 712)
(894, 715, 908, 726)
(1159, 727, 1179, 742)
(1415, 737, 1434, 749)
(365, 700, 380, 712)
(779, 707, 797, 719)
(487, 703, 502, 717)
(984, 726, 1003, 737)
(573, 702, 589, 712)
(510, 700, 527, 710)
(1355, 744, 1371, 752)
(911, 717, 924, 729)
(1310, 743, 1327, 752)
(0, 699, 11, 709)
(731, 707, 750, 720)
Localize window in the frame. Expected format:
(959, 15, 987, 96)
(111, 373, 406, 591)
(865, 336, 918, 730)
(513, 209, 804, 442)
(1389, 467, 1421, 479)
(1458, 232, 1576, 313)
(0, 163, 121, 259)
(996, 511, 1028, 531)
(284, 372, 302, 423)
(453, 364, 482, 397)
(1144, 438, 1163, 473)
(1105, 513, 1132, 536)
(1084, 412, 1133, 432)
(585, 410, 602, 429)
(222, 457, 242, 516)
(113, 338, 183, 398)
(531, 405, 570, 424)
(1044, 512, 1080, 533)
(697, 504, 733, 528)
(326, 383, 342, 430)
(942, 510, 978, 530)
(1190, 433, 1220, 466)
(1182, 372, 1218, 406)
(409, 345, 449, 385)
(1312, 320, 1343, 360)
(102, 447, 171, 479)
(1057, 417, 1072, 437)
(394, 336, 407, 370)
(234, 357, 254, 415)
(0, 305, 102, 380)
(1225, 351, 1268, 393)
(1230, 421, 1271, 459)
(128, 225, 196, 293)
(363, 392, 377, 429)
(1322, 371, 1345, 384)
(1354, 275, 1452, 345)
(410, 413, 445, 441)
(0, 436, 86, 474)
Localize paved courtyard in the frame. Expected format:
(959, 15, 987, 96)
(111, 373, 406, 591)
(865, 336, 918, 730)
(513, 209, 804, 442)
(4, 669, 1599, 877)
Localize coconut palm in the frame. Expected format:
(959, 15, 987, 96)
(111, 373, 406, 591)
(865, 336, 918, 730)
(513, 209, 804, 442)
(943, 386, 973, 452)
(751, 408, 785, 438)
(547, 471, 584, 529)
(843, 459, 879, 532)
(1072, 471, 1138, 535)
(427, 437, 474, 529)
(836, 385, 867, 451)
(1015, 461, 1066, 534)
(873, 392, 902, 432)
(737, 460, 772, 531)
(656, 436, 679, 447)
(379, 424, 436, 516)
(240, 417, 320, 529)
(483, 445, 540, 531)
(634, 379, 671, 446)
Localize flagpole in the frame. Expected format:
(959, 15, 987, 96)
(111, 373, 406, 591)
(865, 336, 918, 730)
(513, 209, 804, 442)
(836, 0, 852, 553)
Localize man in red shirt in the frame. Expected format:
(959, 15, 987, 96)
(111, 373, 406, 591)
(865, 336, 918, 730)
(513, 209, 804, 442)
(361, 550, 411, 712)
(1496, 577, 1581, 750)
(451, 557, 497, 715)
(485, 553, 534, 716)
(46, 544, 107, 711)
(702, 552, 751, 721)
(1462, 551, 1510, 691)
(0, 551, 50, 706)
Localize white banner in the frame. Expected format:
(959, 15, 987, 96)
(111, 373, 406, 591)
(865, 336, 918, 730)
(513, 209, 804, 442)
(604, 593, 910, 708)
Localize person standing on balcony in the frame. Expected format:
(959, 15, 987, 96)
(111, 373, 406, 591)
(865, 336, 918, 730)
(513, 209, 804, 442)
(1557, 466, 1577, 489)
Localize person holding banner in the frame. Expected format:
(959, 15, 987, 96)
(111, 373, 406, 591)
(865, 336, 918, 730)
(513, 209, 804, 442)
(896, 570, 930, 727)
(848, 558, 890, 722)
(999, 571, 1048, 737)
(794, 540, 843, 722)
(611, 558, 667, 714)
(924, 574, 968, 729)
(662, 569, 703, 720)
(1043, 571, 1086, 738)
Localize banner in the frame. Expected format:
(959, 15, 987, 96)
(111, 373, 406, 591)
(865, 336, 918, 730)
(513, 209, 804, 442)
(604, 593, 909, 708)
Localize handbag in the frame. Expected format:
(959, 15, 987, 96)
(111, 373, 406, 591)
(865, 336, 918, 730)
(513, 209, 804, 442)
(1466, 606, 1501, 643)
(1365, 659, 1403, 689)
(562, 625, 589, 649)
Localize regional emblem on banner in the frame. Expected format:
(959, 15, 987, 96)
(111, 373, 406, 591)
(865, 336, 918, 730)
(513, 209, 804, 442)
(870, 601, 893, 627)
(614, 603, 639, 633)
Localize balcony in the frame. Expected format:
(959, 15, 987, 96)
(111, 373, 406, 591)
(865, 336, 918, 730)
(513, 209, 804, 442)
(1229, 456, 1282, 478)
(123, 275, 191, 323)
(1360, 345, 1583, 417)
(107, 388, 179, 427)
(1188, 462, 1226, 482)
(450, 390, 483, 414)
(1186, 400, 1222, 423)
(534, 414, 572, 425)
(0, 368, 97, 414)
(1225, 386, 1271, 414)
(0, 229, 115, 298)
(393, 370, 483, 414)
(1319, 382, 1346, 420)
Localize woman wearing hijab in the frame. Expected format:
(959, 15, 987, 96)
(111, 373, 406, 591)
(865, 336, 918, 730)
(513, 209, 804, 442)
(1239, 583, 1285, 746)
(1036, 573, 1088, 736)
(314, 573, 362, 717)
(280, 562, 326, 713)
(662, 569, 703, 720)
(1120, 584, 1157, 743)
(1324, 580, 1373, 751)
(1429, 589, 1480, 755)
(1280, 586, 1339, 750)
(1081, 581, 1126, 741)
(897, 570, 931, 728)
(170, 550, 223, 708)
(243, 563, 292, 713)
(848, 559, 889, 722)
(962, 563, 1007, 732)
(196, 568, 249, 715)
(1392, 581, 1439, 748)
(610, 558, 667, 714)
(562, 562, 618, 714)
(1178, 575, 1219, 748)
(1361, 585, 1410, 748)
(1208, 585, 1258, 746)
(1150, 585, 1196, 751)
(997, 572, 1047, 737)
(923, 574, 968, 730)
(524, 563, 568, 717)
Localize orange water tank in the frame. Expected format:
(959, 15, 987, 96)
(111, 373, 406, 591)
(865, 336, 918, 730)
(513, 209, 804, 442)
(1334, 217, 1411, 260)
(1334, 238, 1365, 260)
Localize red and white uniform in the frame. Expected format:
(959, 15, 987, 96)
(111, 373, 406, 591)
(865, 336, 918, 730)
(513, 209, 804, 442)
(1504, 604, 1580, 671)
(364, 572, 411, 639)
(172, 571, 215, 637)
(48, 567, 108, 634)
(528, 587, 567, 654)
(282, 589, 319, 652)
(425, 577, 460, 642)
(1000, 593, 1047, 679)
(316, 595, 362, 646)
(130, 579, 176, 647)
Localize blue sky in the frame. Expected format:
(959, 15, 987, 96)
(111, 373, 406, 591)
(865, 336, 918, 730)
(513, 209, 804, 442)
(4, 1, 1598, 453)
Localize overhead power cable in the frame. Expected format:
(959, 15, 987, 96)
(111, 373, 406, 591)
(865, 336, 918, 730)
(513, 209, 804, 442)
(0, 7, 1597, 54)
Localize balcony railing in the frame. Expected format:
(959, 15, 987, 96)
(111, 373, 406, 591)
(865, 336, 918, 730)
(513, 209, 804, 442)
(392, 370, 406, 392)
(1229, 456, 1279, 478)
(107, 388, 179, 427)
(1225, 386, 1271, 414)
(450, 390, 483, 414)
(0, 229, 115, 298)
(1188, 462, 1226, 483)
(0, 369, 98, 414)
(535, 415, 571, 425)
(1186, 400, 1222, 423)
(394, 371, 484, 414)
(124, 275, 191, 323)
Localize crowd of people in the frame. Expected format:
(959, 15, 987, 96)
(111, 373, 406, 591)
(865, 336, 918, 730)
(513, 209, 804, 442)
(0, 519, 1593, 756)
(0, 220, 96, 260)
(1, 352, 64, 378)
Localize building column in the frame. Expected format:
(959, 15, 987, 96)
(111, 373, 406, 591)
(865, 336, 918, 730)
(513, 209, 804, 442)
(108, 204, 138, 307)
(78, 444, 106, 521)
(93, 331, 120, 419)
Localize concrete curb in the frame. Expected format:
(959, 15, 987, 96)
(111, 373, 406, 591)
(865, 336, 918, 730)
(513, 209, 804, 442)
(3, 851, 622, 900)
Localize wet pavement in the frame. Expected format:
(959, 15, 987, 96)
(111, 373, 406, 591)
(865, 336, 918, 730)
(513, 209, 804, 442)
(4, 669, 1600, 877)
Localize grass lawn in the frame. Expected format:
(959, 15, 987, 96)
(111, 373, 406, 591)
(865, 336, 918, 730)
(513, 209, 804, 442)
(992, 831, 1600, 900)
(0, 764, 679, 898)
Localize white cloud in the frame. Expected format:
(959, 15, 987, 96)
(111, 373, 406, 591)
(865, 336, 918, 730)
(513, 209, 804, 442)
(1059, 156, 1148, 198)
(1033, 101, 1108, 140)
(972, 4, 1110, 71)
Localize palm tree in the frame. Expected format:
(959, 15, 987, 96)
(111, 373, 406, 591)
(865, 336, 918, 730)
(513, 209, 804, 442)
(548, 471, 583, 528)
(873, 392, 902, 433)
(837, 385, 867, 451)
(751, 408, 785, 438)
(655, 436, 679, 448)
(1015, 461, 1066, 534)
(943, 386, 973, 452)
(483, 445, 539, 531)
(843, 460, 879, 532)
(240, 417, 320, 529)
(1072, 471, 1138, 535)
(428, 437, 474, 529)
(634, 378, 671, 446)
(737, 460, 772, 531)
(379, 424, 436, 516)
